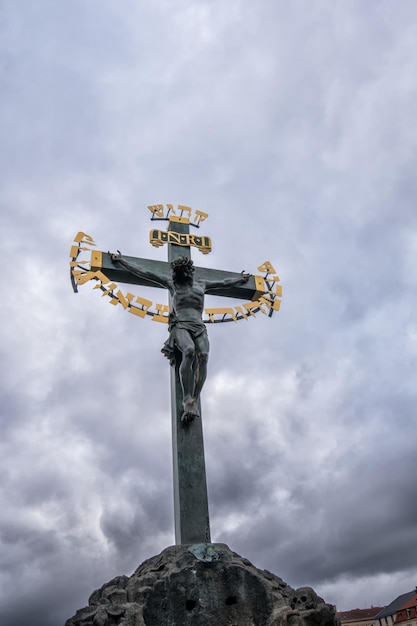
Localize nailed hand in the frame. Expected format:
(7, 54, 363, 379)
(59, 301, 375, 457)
(108, 250, 122, 262)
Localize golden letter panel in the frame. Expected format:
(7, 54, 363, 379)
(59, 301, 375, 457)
(70, 212, 281, 327)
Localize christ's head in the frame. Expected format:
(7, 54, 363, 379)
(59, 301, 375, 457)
(171, 256, 194, 285)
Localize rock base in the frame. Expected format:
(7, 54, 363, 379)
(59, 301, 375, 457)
(65, 543, 338, 626)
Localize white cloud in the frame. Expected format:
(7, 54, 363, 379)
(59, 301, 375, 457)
(1, 1, 417, 623)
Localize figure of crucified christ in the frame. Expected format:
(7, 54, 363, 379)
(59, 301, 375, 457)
(108, 252, 250, 423)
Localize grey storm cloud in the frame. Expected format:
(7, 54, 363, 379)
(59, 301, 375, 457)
(1, 0, 417, 624)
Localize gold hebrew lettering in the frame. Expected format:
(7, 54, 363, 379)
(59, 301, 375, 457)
(148, 204, 164, 217)
(193, 210, 209, 225)
(74, 232, 96, 246)
(128, 295, 153, 318)
(178, 205, 192, 217)
(264, 276, 280, 288)
(152, 303, 170, 323)
(96, 282, 117, 296)
(243, 300, 267, 316)
(223, 308, 237, 321)
(72, 269, 98, 285)
(70, 245, 80, 258)
(242, 301, 258, 317)
(234, 306, 249, 320)
(166, 204, 177, 216)
(69, 260, 89, 267)
(264, 282, 282, 298)
(110, 290, 135, 310)
(109, 293, 121, 306)
(205, 307, 237, 323)
(257, 261, 276, 274)
(259, 296, 281, 312)
(89, 271, 112, 286)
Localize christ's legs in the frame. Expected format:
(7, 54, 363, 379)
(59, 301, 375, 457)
(193, 333, 209, 404)
(174, 329, 200, 422)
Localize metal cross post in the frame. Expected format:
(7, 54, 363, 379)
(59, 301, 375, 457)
(70, 206, 281, 545)
(167, 216, 210, 544)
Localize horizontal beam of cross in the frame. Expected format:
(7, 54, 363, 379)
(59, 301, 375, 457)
(91, 251, 266, 301)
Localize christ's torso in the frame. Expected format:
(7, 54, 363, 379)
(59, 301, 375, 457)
(173, 281, 205, 322)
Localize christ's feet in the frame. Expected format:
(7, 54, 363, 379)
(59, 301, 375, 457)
(181, 398, 199, 423)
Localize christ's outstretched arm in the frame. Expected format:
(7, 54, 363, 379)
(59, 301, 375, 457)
(109, 251, 173, 293)
(202, 271, 251, 292)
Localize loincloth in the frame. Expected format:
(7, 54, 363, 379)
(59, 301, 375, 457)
(161, 320, 207, 365)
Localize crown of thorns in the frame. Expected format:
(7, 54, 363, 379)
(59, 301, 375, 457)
(171, 256, 195, 272)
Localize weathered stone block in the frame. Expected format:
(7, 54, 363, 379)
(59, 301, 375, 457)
(65, 544, 339, 626)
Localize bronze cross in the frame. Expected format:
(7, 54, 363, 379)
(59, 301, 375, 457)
(70, 205, 281, 544)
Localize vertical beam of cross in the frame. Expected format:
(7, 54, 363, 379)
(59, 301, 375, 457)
(167, 218, 211, 544)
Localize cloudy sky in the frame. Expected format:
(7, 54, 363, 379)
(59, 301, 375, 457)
(1, 1, 417, 624)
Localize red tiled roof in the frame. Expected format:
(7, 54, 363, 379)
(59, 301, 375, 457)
(338, 608, 385, 622)
(397, 593, 417, 611)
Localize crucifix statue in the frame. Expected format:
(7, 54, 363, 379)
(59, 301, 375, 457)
(70, 204, 281, 545)
(108, 251, 250, 422)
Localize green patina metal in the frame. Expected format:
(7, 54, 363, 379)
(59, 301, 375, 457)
(94, 253, 261, 300)
(105, 218, 250, 544)
(167, 219, 211, 544)
(74, 211, 279, 545)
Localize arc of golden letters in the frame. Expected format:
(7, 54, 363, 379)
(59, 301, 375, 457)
(70, 232, 282, 324)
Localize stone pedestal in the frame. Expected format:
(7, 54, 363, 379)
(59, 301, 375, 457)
(65, 543, 338, 626)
